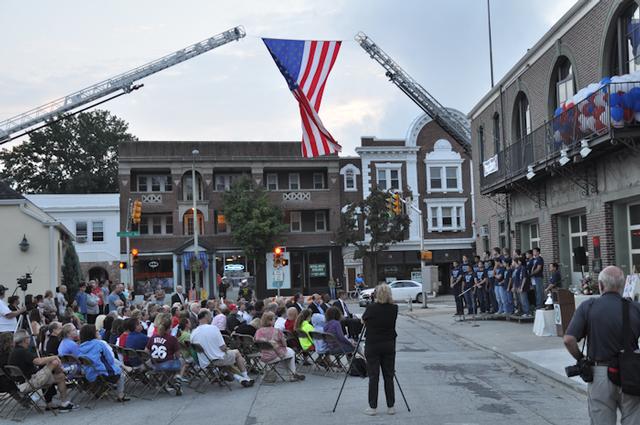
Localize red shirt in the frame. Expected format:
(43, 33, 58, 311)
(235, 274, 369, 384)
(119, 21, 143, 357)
(285, 319, 295, 333)
(145, 333, 179, 363)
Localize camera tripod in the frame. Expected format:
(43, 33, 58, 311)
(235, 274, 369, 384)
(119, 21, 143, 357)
(332, 324, 410, 413)
(12, 286, 40, 357)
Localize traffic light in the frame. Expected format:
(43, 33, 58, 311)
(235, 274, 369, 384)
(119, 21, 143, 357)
(281, 258, 289, 266)
(392, 193, 402, 215)
(131, 200, 142, 224)
(131, 248, 139, 265)
(386, 195, 395, 216)
(119, 261, 128, 269)
(273, 246, 282, 268)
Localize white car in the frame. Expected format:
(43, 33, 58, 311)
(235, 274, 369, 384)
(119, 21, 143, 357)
(359, 280, 424, 306)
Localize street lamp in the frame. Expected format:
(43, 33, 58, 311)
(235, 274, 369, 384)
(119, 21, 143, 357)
(191, 148, 201, 300)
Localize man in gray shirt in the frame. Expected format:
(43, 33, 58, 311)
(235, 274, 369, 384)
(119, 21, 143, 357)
(564, 266, 640, 424)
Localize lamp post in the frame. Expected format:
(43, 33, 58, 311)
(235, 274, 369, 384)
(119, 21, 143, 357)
(191, 148, 201, 300)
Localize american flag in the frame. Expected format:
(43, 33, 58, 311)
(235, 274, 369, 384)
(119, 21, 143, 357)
(263, 38, 342, 158)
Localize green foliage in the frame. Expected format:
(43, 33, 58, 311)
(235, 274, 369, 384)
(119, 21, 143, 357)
(337, 188, 411, 282)
(222, 178, 287, 259)
(0, 110, 136, 193)
(61, 241, 82, 299)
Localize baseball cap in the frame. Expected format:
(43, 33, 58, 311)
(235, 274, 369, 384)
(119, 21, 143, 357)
(228, 303, 237, 311)
(0, 285, 8, 292)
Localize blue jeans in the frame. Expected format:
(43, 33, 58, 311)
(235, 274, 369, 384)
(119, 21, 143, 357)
(153, 359, 182, 372)
(329, 287, 336, 300)
(519, 291, 531, 315)
(463, 289, 476, 314)
(495, 285, 513, 314)
(476, 288, 488, 313)
(532, 277, 544, 308)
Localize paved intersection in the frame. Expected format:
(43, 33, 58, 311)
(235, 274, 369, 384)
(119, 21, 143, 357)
(18, 311, 588, 425)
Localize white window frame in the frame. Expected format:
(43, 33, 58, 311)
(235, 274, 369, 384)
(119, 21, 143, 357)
(315, 211, 327, 232)
(530, 223, 540, 249)
(340, 164, 360, 192)
(137, 175, 172, 192)
(75, 221, 88, 243)
(313, 172, 325, 190)
(288, 173, 300, 190)
(182, 174, 203, 201)
(140, 214, 173, 235)
(498, 219, 507, 248)
(375, 163, 402, 192)
(214, 174, 243, 192)
(424, 198, 466, 232)
(290, 211, 302, 232)
(91, 221, 104, 243)
(266, 173, 278, 191)
(425, 139, 464, 194)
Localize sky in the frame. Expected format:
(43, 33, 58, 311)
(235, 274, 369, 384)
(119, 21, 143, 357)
(0, 0, 576, 156)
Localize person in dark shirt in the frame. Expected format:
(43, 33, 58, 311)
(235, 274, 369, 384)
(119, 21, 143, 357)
(531, 247, 545, 309)
(474, 263, 488, 313)
(564, 266, 640, 423)
(362, 283, 398, 416)
(461, 255, 471, 273)
(0, 333, 17, 394)
(450, 261, 464, 316)
(463, 269, 476, 315)
(545, 262, 562, 293)
(124, 319, 148, 367)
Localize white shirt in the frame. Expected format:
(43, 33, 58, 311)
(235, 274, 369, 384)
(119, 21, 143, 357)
(191, 324, 225, 366)
(0, 299, 17, 333)
(56, 292, 67, 316)
(147, 323, 156, 337)
(274, 317, 286, 331)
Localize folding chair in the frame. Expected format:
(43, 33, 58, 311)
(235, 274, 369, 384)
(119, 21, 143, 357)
(2, 365, 48, 421)
(189, 343, 232, 392)
(309, 331, 348, 375)
(233, 334, 263, 374)
(178, 340, 207, 394)
(135, 350, 181, 399)
(252, 340, 287, 384)
(77, 356, 118, 408)
(321, 332, 350, 373)
(119, 349, 153, 399)
(293, 329, 321, 371)
(58, 355, 87, 404)
(0, 368, 22, 421)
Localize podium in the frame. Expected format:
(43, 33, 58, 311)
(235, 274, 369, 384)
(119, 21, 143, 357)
(552, 289, 575, 337)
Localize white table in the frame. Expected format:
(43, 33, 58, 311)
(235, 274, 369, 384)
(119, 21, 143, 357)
(533, 309, 556, 337)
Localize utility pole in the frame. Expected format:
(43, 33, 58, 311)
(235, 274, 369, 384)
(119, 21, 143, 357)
(398, 196, 428, 308)
(487, 0, 495, 88)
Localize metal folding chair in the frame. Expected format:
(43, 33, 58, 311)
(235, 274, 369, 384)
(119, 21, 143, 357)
(189, 343, 232, 392)
(252, 340, 288, 384)
(2, 365, 48, 421)
(233, 334, 263, 374)
(76, 356, 118, 408)
(135, 350, 181, 398)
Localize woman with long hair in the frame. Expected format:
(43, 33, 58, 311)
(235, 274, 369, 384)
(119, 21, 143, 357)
(361, 283, 398, 416)
(294, 309, 314, 351)
(145, 312, 185, 391)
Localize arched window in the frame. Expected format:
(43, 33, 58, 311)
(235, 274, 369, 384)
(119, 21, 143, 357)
(513, 92, 532, 141)
(182, 172, 203, 201)
(609, 2, 640, 76)
(183, 209, 204, 235)
(492, 113, 501, 154)
(550, 56, 575, 112)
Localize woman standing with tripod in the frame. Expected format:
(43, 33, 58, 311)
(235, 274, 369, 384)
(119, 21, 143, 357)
(362, 283, 398, 416)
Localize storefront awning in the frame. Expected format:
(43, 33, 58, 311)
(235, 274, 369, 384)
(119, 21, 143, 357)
(182, 252, 208, 270)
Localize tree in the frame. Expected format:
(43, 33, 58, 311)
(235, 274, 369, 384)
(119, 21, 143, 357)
(337, 188, 411, 285)
(0, 109, 136, 193)
(222, 178, 288, 259)
(61, 241, 82, 300)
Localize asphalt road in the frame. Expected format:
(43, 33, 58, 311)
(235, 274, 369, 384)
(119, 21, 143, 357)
(15, 310, 588, 425)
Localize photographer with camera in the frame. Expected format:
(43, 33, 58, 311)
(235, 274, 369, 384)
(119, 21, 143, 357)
(564, 266, 640, 424)
(0, 285, 25, 333)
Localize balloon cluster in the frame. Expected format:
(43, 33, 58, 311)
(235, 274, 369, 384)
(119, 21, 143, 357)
(552, 70, 640, 145)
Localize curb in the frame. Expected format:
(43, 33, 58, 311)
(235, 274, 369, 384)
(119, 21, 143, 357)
(404, 311, 587, 396)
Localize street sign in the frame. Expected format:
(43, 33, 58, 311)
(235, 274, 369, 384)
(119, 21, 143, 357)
(272, 280, 283, 288)
(273, 269, 284, 282)
(117, 231, 140, 237)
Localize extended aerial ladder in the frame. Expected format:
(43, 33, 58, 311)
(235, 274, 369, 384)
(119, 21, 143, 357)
(355, 31, 471, 148)
(0, 26, 246, 143)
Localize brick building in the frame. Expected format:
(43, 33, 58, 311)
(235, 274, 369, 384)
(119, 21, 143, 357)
(469, 0, 640, 288)
(118, 141, 343, 299)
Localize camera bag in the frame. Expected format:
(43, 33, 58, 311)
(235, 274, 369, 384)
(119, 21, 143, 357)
(608, 299, 640, 395)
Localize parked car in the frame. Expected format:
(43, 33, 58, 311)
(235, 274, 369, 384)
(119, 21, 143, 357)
(358, 280, 424, 306)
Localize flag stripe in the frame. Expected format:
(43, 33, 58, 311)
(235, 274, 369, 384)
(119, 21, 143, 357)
(313, 42, 341, 111)
(301, 41, 323, 95)
(298, 41, 317, 90)
(299, 100, 319, 157)
(306, 41, 331, 104)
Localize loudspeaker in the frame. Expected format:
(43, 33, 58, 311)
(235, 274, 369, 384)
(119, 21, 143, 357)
(573, 246, 587, 266)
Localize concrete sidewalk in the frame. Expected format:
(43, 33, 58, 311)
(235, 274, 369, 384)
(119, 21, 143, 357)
(403, 295, 587, 394)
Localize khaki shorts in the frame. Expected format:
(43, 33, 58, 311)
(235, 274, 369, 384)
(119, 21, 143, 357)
(19, 367, 54, 392)
(212, 351, 236, 367)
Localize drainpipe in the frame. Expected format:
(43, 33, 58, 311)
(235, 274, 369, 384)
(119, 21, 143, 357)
(470, 159, 477, 239)
(499, 84, 512, 251)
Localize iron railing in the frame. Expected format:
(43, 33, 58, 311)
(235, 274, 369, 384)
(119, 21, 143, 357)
(480, 82, 639, 192)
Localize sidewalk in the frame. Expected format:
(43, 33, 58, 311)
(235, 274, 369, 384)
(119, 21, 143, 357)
(403, 295, 587, 394)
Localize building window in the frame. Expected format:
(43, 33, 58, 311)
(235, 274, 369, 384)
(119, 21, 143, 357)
(75, 221, 88, 242)
(376, 165, 401, 191)
(427, 165, 462, 193)
(214, 212, 228, 234)
(570, 214, 589, 272)
(426, 200, 466, 232)
(530, 223, 540, 249)
(288, 173, 300, 190)
(215, 174, 245, 192)
(629, 203, 640, 273)
(315, 211, 327, 231)
(498, 219, 507, 248)
(290, 211, 301, 232)
(92, 221, 104, 242)
(492, 113, 501, 154)
(610, 3, 640, 75)
(182, 174, 203, 201)
(137, 175, 171, 192)
(139, 214, 173, 235)
(267, 173, 278, 190)
(183, 210, 204, 236)
(313, 172, 325, 189)
(345, 170, 355, 190)
(478, 126, 485, 163)
(513, 91, 532, 141)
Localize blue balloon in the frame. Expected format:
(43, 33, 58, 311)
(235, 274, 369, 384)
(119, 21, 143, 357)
(600, 77, 612, 85)
(610, 92, 622, 107)
(554, 107, 563, 117)
(611, 106, 624, 122)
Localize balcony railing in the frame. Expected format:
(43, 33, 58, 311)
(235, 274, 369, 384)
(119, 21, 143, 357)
(480, 82, 640, 192)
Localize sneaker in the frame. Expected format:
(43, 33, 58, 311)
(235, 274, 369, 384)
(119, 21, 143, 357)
(241, 378, 255, 387)
(364, 407, 377, 416)
(387, 407, 396, 415)
(289, 373, 305, 382)
(176, 375, 190, 384)
(57, 402, 77, 413)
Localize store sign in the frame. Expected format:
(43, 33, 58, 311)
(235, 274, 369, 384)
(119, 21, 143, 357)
(224, 264, 245, 271)
(148, 260, 159, 269)
(309, 263, 327, 278)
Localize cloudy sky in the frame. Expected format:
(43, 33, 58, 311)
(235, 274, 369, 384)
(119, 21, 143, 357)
(0, 0, 575, 155)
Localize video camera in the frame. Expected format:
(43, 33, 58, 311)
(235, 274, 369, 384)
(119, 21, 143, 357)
(17, 273, 32, 291)
(565, 357, 593, 382)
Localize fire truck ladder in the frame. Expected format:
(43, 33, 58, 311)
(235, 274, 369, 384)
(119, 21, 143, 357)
(355, 31, 471, 148)
(0, 26, 246, 143)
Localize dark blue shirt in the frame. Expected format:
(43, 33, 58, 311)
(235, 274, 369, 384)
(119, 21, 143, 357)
(531, 256, 544, 277)
(475, 270, 486, 286)
(463, 274, 474, 289)
(75, 292, 87, 314)
(526, 259, 534, 275)
(494, 267, 506, 286)
(549, 271, 562, 288)
(461, 262, 470, 273)
(451, 267, 461, 280)
(512, 267, 523, 288)
(504, 268, 512, 286)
